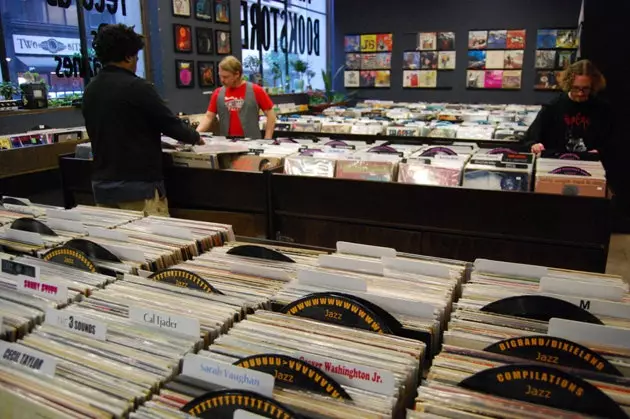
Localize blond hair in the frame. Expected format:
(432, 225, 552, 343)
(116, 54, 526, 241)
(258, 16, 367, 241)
(559, 59, 606, 95)
(219, 56, 243, 76)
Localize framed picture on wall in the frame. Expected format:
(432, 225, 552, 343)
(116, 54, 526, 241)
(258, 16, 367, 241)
(172, 0, 191, 17)
(176, 60, 195, 88)
(194, 0, 212, 21)
(214, 0, 230, 23)
(196, 27, 213, 54)
(173, 24, 193, 53)
(198, 61, 215, 87)
(216, 30, 231, 54)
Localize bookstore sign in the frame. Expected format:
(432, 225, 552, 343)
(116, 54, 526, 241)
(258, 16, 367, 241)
(241, 0, 323, 56)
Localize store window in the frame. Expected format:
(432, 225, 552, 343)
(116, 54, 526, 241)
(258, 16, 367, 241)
(240, 0, 327, 92)
(0, 0, 146, 105)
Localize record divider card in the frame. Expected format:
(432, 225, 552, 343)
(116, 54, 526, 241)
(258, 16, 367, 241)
(42, 246, 98, 273)
(149, 268, 223, 294)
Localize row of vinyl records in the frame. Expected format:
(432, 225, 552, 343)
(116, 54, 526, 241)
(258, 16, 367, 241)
(1, 203, 630, 418)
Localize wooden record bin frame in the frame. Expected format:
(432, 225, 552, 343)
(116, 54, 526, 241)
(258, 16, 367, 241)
(59, 153, 612, 273)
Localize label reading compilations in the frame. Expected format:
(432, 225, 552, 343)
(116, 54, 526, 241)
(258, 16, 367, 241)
(0, 341, 57, 377)
(128, 306, 200, 338)
(45, 309, 107, 341)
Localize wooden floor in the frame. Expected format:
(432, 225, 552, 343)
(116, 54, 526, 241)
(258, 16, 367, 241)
(607, 234, 630, 282)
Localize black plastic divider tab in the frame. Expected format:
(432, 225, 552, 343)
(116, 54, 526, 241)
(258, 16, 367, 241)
(63, 239, 122, 263)
(1, 197, 28, 206)
(149, 269, 222, 294)
(10, 218, 57, 236)
(42, 247, 97, 273)
(459, 364, 628, 418)
(226, 245, 295, 263)
(480, 295, 603, 324)
(234, 354, 351, 400)
(484, 335, 622, 376)
(181, 389, 300, 419)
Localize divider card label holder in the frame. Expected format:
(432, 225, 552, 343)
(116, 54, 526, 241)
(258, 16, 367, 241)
(181, 390, 298, 419)
(297, 269, 367, 292)
(44, 218, 86, 235)
(381, 256, 451, 278)
(459, 364, 627, 418)
(46, 208, 83, 222)
(474, 259, 548, 279)
(484, 336, 622, 376)
(42, 247, 97, 273)
(5, 228, 44, 246)
(149, 269, 223, 294)
(2, 259, 68, 303)
(234, 354, 351, 400)
(294, 352, 396, 395)
(548, 318, 630, 351)
(0, 341, 57, 377)
(540, 293, 630, 320)
(539, 276, 627, 302)
(336, 241, 396, 258)
(128, 306, 200, 338)
(318, 254, 384, 276)
(480, 295, 604, 324)
(182, 355, 275, 397)
(45, 308, 107, 341)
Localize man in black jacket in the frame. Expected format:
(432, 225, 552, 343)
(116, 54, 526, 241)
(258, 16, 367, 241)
(82, 24, 202, 216)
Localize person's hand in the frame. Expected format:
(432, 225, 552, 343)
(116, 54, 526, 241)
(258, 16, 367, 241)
(197, 138, 206, 146)
(531, 143, 545, 155)
(588, 149, 599, 154)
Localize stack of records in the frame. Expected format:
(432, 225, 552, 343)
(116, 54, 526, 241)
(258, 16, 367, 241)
(135, 310, 426, 419)
(0, 219, 72, 253)
(463, 152, 534, 192)
(398, 155, 469, 187)
(67, 205, 144, 228)
(0, 256, 112, 341)
(0, 207, 36, 226)
(535, 158, 607, 197)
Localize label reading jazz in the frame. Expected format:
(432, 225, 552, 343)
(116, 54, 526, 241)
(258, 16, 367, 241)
(182, 354, 275, 397)
(0, 341, 57, 377)
(128, 306, 200, 338)
(15, 276, 68, 303)
(45, 308, 107, 341)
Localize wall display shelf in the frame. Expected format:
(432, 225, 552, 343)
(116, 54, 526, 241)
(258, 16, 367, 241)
(534, 28, 579, 91)
(344, 33, 393, 88)
(59, 153, 611, 272)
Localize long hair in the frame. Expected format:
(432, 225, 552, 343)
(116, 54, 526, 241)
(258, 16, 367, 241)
(558, 59, 606, 95)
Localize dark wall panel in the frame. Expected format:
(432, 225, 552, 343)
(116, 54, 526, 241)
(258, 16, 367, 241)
(332, 0, 582, 104)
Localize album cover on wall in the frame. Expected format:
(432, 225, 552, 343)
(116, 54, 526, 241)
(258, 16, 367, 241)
(537, 29, 557, 49)
(485, 70, 503, 88)
(469, 31, 488, 49)
(438, 51, 456, 70)
(502, 70, 522, 89)
(506, 30, 526, 49)
(376, 33, 393, 51)
(467, 70, 485, 88)
(361, 53, 378, 69)
(374, 52, 392, 69)
(360, 70, 376, 87)
(360, 34, 377, 52)
(344, 70, 360, 87)
(375, 70, 391, 87)
(485, 50, 505, 69)
(468, 50, 486, 69)
(172, 0, 191, 17)
(487, 30, 507, 49)
(418, 70, 437, 88)
(198, 61, 215, 87)
(214, 0, 230, 23)
(558, 50, 576, 68)
(504, 50, 524, 69)
(403, 70, 420, 87)
(557, 29, 579, 48)
(216, 30, 231, 54)
(345, 53, 361, 69)
(194, 0, 212, 21)
(344, 35, 361, 52)
(418, 32, 437, 50)
(420, 51, 438, 69)
(535, 70, 561, 90)
(174, 24, 193, 52)
(403, 51, 421, 69)
(176, 60, 195, 88)
(536, 50, 556, 69)
(437, 32, 455, 50)
(196, 27, 213, 54)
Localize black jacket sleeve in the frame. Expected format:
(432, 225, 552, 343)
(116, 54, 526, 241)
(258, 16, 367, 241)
(131, 79, 200, 145)
(523, 105, 549, 148)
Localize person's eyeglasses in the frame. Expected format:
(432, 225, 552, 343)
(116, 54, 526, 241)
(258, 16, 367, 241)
(571, 86, 591, 94)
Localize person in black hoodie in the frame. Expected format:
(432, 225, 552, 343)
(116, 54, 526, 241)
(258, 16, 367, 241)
(82, 24, 202, 216)
(526, 60, 611, 156)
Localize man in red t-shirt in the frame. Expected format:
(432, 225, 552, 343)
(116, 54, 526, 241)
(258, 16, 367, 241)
(197, 56, 276, 139)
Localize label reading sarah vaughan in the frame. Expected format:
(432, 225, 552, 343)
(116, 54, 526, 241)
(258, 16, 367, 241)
(45, 308, 107, 341)
(0, 341, 57, 377)
(128, 306, 200, 338)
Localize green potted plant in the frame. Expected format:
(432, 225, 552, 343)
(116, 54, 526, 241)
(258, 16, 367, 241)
(308, 65, 357, 113)
(20, 71, 48, 109)
(0, 82, 18, 100)
(290, 59, 309, 92)
(243, 55, 262, 85)
(270, 62, 282, 94)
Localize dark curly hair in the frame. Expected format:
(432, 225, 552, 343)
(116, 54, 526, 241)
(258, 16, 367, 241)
(558, 59, 607, 95)
(92, 24, 145, 64)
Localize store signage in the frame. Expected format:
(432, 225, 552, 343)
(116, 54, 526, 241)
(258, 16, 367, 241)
(13, 34, 81, 56)
(54, 56, 102, 79)
(241, 1, 321, 56)
(47, 0, 127, 16)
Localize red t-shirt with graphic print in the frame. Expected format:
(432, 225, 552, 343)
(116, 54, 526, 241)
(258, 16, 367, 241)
(208, 83, 274, 137)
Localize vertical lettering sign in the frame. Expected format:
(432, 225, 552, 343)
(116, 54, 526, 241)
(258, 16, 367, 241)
(240, 1, 321, 56)
(47, 0, 127, 16)
(0, 341, 58, 377)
